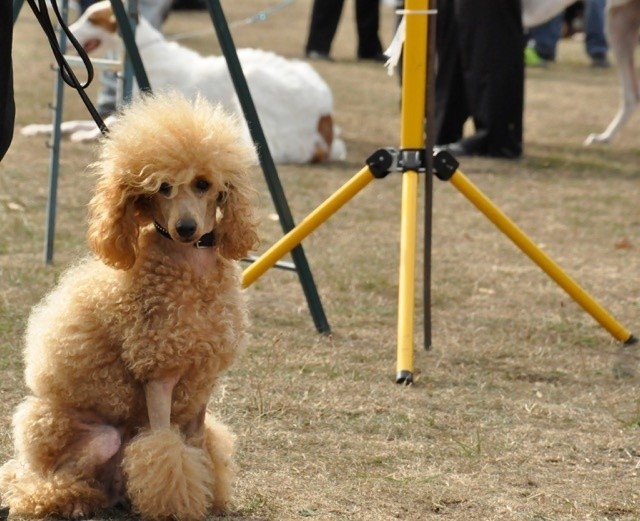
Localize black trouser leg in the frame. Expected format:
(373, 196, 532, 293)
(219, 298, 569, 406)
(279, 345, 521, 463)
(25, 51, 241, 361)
(355, 0, 382, 58)
(305, 0, 345, 55)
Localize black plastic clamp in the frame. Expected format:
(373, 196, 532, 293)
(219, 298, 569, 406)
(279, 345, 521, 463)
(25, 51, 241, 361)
(366, 148, 396, 178)
(366, 147, 428, 178)
(432, 150, 459, 181)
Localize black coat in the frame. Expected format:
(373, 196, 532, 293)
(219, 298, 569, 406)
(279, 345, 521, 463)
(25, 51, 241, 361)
(0, 0, 15, 162)
(434, 0, 524, 158)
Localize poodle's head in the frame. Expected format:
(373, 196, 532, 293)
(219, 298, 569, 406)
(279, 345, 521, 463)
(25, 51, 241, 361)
(87, 92, 259, 270)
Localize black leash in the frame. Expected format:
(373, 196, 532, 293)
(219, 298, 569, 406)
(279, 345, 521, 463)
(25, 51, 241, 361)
(26, 0, 109, 135)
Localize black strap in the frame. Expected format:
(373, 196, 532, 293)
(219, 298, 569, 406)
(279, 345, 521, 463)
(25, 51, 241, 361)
(26, 0, 109, 135)
(0, 0, 15, 160)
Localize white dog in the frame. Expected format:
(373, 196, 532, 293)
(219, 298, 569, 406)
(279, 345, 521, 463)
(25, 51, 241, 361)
(584, 0, 640, 145)
(523, 0, 640, 146)
(521, 0, 577, 28)
(22, 1, 346, 164)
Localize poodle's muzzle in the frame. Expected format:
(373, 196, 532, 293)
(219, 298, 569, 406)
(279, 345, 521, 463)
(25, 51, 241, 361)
(154, 221, 216, 249)
(175, 218, 197, 241)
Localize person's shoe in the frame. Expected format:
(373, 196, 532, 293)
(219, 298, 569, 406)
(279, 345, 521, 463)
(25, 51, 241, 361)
(434, 142, 473, 158)
(358, 52, 388, 62)
(524, 46, 548, 68)
(590, 54, 611, 68)
(306, 51, 333, 61)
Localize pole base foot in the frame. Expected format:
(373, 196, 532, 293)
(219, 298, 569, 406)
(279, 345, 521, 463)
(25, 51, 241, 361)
(395, 370, 414, 385)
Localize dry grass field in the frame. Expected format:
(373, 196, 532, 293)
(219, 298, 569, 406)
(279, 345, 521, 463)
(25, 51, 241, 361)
(2, 1, 640, 519)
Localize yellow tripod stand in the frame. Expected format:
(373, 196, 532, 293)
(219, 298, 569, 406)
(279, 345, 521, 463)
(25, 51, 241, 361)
(243, 0, 636, 383)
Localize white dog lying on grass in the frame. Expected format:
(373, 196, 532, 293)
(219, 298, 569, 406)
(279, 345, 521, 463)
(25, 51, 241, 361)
(22, 0, 346, 164)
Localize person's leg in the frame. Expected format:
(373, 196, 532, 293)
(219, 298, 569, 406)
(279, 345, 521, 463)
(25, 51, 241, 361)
(434, 0, 470, 146)
(529, 13, 563, 61)
(584, 0, 610, 66)
(354, 0, 383, 59)
(564, 1, 584, 36)
(457, 0, 524, 158)
(305, 0, 345, 57)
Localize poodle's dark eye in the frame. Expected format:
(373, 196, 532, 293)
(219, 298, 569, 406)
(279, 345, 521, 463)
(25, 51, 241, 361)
(194, 179, 210, 192)
(159, 182, 172, 195)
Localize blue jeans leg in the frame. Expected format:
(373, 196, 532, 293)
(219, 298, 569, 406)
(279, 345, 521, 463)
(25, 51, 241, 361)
(585, 0, 608, 58)
(529, 13, 563, 61)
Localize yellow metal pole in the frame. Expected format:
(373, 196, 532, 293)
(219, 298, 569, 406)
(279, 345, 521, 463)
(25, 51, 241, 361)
(396, 0, 429, 384)
(242, 166, 376, 288)
(448, 168, 635, 344)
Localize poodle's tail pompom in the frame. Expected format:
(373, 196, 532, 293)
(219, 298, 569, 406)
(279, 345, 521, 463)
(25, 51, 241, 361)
(122, 429, 214, 521)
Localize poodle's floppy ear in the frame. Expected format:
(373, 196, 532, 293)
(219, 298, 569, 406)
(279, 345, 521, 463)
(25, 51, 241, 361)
(216, 182, 259, 260)
(87, 178, 141, 270)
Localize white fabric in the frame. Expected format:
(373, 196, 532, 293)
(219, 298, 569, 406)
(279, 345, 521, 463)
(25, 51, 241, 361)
(384, 16, 405, 76)
(521, 0, 579, 28)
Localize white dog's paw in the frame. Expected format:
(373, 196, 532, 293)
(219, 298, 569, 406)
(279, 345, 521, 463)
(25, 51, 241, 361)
(330, 136, 347, 161)
(70, 127, 103, 142)
(20, 124, 54, 137)
(69, 116, 115, 142)
(584, 133, 610, 146)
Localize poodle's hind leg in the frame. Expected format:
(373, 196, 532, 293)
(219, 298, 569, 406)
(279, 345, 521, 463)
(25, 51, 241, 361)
(0, 460, 109, 519)
(2, 396, 123, 518)
(201, 415, 236, 515)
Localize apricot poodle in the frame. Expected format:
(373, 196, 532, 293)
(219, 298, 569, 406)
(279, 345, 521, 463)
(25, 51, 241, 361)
(0, 92, 259, 520)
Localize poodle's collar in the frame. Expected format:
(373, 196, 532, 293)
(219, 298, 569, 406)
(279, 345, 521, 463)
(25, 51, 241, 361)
(154, 221, 216, 249)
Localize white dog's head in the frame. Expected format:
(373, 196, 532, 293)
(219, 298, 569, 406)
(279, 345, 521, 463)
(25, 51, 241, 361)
(68, 1, 125, 54)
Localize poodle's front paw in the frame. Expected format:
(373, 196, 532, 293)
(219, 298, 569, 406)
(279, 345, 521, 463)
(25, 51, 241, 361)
(123, 429, 214, 521)
(210, 504, 229, 518)
(59, 500, 94, 520)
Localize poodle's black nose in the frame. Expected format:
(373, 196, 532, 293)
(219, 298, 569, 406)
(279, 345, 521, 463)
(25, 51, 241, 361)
(175, 219, 197, 239)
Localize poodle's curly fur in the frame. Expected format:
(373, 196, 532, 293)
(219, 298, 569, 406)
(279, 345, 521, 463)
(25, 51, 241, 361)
(0, 92, 259, 520)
